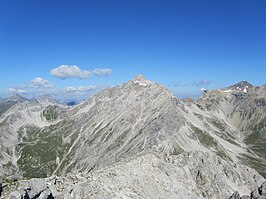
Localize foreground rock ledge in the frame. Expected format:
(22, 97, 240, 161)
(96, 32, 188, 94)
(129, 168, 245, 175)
(1, 151, 265, 199)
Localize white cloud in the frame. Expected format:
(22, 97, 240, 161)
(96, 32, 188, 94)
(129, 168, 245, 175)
(9, 88, 28, 94)
(50, 65, 112, 79)
(50, 65, 91, 79)
(93, 68, 112, 76)
(31, 77, 53, 88)
(63, 86, 97, 95)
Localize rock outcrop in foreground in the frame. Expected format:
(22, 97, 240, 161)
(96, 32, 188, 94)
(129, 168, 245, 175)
(1, 151, 265, 198)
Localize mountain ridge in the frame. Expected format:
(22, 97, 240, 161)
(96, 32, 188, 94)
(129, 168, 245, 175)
(0, 76, 266, 198)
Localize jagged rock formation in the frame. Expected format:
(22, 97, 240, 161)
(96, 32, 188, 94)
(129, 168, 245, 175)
(229, 182, 266, 199)
(0, 75, 266, 198)
(1, 151, 265, 198)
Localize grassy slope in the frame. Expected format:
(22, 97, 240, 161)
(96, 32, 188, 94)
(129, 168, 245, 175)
(17, 120, 76, 178)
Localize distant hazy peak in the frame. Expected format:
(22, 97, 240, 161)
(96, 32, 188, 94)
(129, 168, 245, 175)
(37, 94, 65, 106)
(37, 94, 53, 99)
(7, 94, 28, 102)
(37, 94, 54, 102)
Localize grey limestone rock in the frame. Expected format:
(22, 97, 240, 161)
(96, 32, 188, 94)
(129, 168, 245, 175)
(1, 76, 266, 199)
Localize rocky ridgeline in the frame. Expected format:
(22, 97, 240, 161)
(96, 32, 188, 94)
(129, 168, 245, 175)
(0, 151, 265, 199)
(0, 76, 266, 198)
(229, 182, 266, 199)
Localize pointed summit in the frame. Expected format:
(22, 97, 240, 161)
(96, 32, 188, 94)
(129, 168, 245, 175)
(229, 81, 253, 90)
(132, 74, 145, 81)
(222, 81, 254, 93)
(129, 74, 155, 87)
(235, 81, 253, 87)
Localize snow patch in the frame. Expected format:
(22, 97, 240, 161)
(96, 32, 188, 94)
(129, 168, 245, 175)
(134, 80, 152, 87)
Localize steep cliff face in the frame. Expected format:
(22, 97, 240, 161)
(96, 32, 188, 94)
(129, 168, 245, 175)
(0, 76, 265, 198)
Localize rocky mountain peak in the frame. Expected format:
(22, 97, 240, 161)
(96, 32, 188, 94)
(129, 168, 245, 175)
(222, 81, 254, 93)
(7, 94, 28, 102)
(123, 74, 155, 89)
(233, 80, 253, 88)
(1, 77, 266, 198)
(132, 74, 145, 81)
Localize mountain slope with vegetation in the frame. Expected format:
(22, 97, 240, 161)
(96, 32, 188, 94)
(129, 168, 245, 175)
(0, 75, 265, 198)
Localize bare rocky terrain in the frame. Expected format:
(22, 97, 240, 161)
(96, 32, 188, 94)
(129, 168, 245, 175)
(0, 75, 265, 198)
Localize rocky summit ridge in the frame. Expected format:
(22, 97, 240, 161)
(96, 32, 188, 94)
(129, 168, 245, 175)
(0, 75, 266, 198)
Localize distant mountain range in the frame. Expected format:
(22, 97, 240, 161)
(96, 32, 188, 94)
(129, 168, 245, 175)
(0, 75, 265, 198)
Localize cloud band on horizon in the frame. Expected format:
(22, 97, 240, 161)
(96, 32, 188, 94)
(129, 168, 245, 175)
(171, 80, 213, 87)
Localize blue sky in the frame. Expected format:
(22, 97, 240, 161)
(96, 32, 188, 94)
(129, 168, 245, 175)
(0, 0, 266, 99)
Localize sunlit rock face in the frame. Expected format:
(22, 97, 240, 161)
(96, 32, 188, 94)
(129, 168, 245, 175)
(0, 76, 265, 198)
